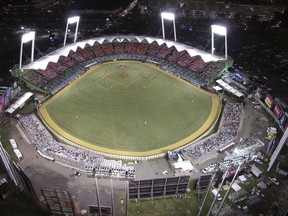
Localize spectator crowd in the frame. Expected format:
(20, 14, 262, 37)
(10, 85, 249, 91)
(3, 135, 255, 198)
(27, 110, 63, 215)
(18, 102, 243, 171)
(183, 103, 243, 160)
(19, 113, 135, 178)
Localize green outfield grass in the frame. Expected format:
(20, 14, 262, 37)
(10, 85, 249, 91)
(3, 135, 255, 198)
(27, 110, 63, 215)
(39, 61, 221, 156)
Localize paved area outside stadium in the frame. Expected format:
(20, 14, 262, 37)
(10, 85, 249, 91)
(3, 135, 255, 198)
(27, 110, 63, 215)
(38, 61, 221, 157)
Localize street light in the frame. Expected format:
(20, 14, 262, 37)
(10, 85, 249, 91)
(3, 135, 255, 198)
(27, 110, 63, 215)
(161, 12, 177, 42)
(211, 25, 227, 59)
(19, 31, 35, 69)
(267, 127, 288, 172)
(63, 16, 80, 46)
(215, 163, 243, 216)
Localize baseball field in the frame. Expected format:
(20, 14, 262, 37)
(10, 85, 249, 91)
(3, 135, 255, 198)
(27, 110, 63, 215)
(39, 61, 221, 156)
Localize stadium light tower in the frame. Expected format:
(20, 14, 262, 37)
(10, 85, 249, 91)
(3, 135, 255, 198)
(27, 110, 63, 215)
(19, 31, 35, 69)
(161, 12, 177, 42)
(211, 25, 227, 59)
(63, 16, 80, 47)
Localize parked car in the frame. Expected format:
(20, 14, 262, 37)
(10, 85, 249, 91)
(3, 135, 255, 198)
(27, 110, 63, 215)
(212, 189, 222, 201)
(254, 158, 263, 165)
(162, 170, 168, 175)
(71, 171, 81, 177)
(268, 176, 279, 185)
(201, 168, 208, 174)
(252, 100, 260, 105)
(201, 168, 213, 174)
(254, 104, 262, 110)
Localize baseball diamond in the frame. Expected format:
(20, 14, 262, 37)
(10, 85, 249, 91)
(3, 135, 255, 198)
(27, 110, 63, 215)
(39, 61, 221, 156)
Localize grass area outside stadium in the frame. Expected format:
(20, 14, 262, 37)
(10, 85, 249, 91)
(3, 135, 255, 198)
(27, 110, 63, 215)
(39, 61, 221, 157)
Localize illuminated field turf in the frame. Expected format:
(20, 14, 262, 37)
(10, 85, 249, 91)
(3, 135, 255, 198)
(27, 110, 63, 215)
(39, 61, 221, 156)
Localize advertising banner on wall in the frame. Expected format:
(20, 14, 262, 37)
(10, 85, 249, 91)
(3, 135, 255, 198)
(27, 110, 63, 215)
(264, 94, 274, 109)
(273, 103, 283, 119)
(0, 94, 6, 115)
(235, 69, 243, 81)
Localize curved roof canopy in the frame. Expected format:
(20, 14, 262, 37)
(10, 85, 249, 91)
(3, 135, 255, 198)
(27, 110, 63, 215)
(23, 35, 224, 70)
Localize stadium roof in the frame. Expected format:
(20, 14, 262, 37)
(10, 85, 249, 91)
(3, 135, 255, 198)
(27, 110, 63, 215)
(5, 92, 33, 114)
(23, 35, 224, 70)
(213, 86, 223, 92)
(216, 79, 245, 98)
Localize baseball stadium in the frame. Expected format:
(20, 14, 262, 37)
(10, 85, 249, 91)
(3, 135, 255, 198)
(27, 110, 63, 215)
(2, 2, 288, 215)
(13, 34, 231, 159)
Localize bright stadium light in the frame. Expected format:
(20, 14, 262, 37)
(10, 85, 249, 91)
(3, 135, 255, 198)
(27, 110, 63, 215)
(63, 16, 80, 47)
(211, 25, 226, 36)
(161, 12, 175, 20)
(19, 31, 35, 69)
(161, 12, 177, 42)
(211, 25, 228, 59)
(67, 16, 80, 24)
(22, 31, 35, 43)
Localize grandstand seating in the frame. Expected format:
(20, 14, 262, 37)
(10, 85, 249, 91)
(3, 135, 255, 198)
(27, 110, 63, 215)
(38, 68, 58, 80)
(136, 42, 149, 55)
(101, 43, 114, 55)
(22, 41, 225, 95)
(77, 47, 94, 61)
(124, 42, 137, 54)
(59, 55, 77, 68)
(189, 56, 207, 72)
(19, 113, 135, 178)
(90, 43, 105, 57)
(167, 49, 185, 63)
(23, 70, 48, 87)
(177, 53, 198, 67)
(68, 50, 86, 63)
(156, 44, 174, 60)
(113, 42, 125, 54)
(47, 61, 67, 74)
(183, 103, 243, 160)
(200, 62, 225, 80)
(146, 43, 161, 57)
